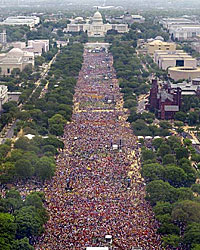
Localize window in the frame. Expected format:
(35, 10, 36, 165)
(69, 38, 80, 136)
(7, 68, 10, 74)
(176, 60, 184, 67)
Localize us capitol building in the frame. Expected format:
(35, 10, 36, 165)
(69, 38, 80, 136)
(65, 10, 129, 37)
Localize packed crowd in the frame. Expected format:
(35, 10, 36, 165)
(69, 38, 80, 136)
(35, 49, 163, 249)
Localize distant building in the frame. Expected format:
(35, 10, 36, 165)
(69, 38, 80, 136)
(154, 50, 196, 70)
(147, 39, 176, 56)
(113, 13, 145, 24)
(0, 48, 34, 76)
(148, 79, 181, 120)
(170, 78, 200, 95)
(0, 85, 8, 111)
(56, 40, 68, 48)
(11, 42, 26, 50)
(168, 66, 200, 81)
(0, 85, 21, 111)
(170, 25, 200, 41)
(65, 10, 128, 37)
(160, 17, 200, 41)
(12, 40, 49, 56)
(160, 17, 194, 29)
(0, 29, 6, 44)
(0, 16, 40, 28)
(26, 40, 49, 56)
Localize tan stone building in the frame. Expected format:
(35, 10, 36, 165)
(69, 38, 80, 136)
(168, 67, 200, 81)
(154, 50, 196, 70)
(147, 40, 176, 56)
(0, 48, 34, 76)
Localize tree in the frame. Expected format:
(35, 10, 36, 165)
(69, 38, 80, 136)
(15, 159, 34, 179)
(191, 184, 200, 195)
(153, 202, 173, 216)
(35, 156, 55, 181)
(158, 222, 179, 235)
(164, 165, 187, 188)
(192, 245, 200, 250)
(142, 149, 156, 161)
(3, 190, 23, 213)
(183, 138, 192, 147)
(152, 138, 165, 150)
(172, 200, 200, 225)
(14, 137, 30, 151)
(167, 136, 181, 150)
(183, 223, 200, 247)
(0, 144, 10, 160)
(163, 154, 176, 165)
(15, 206, 44, 239)
(146, 180, 177, 205)
(141, 163, 164, 182)
(174, 111, 187, 122)
(162, 234, 181, 248)
(157, 143, 171, 158)
(187, 112, 198, 126)
(175, 147, 189, 160)
(25, 193, 43, 210)
(11, 68, 20, 77)
(160, 121, 172, 129)
(48, 114, 66, 136)
(0, 213, 16, 248)
(12, 237, 34, 250)
(176, 187, 194, 201)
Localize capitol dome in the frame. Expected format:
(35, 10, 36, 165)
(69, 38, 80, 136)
(92, 11, 103, 24)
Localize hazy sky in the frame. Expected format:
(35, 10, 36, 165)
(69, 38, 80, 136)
(1, 0, 200, 10)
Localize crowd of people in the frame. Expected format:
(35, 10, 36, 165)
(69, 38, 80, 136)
(35, 48, 164, 249)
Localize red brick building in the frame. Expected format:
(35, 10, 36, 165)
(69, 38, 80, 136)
(148, 79, 181, 120)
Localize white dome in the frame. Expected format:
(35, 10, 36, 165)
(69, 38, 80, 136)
(93, 11, 103, 24)
(8, 48, 24, 57)
(155, 36, 164, 41)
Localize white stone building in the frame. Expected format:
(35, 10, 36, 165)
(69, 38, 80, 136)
(0, 16, 40, 28)
(160, 17, 200, 41)
(0, 85, 8, 111)
(170, 25, 200, 41)
(65, 10, 128, 37)
(113, 13, 145, 24)
(0, 29, 7, 44)
(0, 48, 34, 76)
(12, 40, 49, 56)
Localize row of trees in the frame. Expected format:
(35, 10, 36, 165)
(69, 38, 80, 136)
(173, 96, 200, 126)
(15, 43, 83, 136)
(141, 136, 200, 249)
(0, 189, 48, 250)
(0, 136, 64, 184)
(110, 40, 150, 115)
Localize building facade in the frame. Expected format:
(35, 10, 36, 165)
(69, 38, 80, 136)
(0, 16, 40, 28)
(0, 48, 34, 76)
(148, 79, 181, 120)
(0, 29, 6, 44)
(12, 40, 49, 56)
(147, 40, 176, 56)
(160, 17, 200, 41)
(168, 67, 200, 81)
(0, 85, 8, 111)
(112, 13, 145, 24)
(154, 50, 197, 70)
(65, 11, 128, 37)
